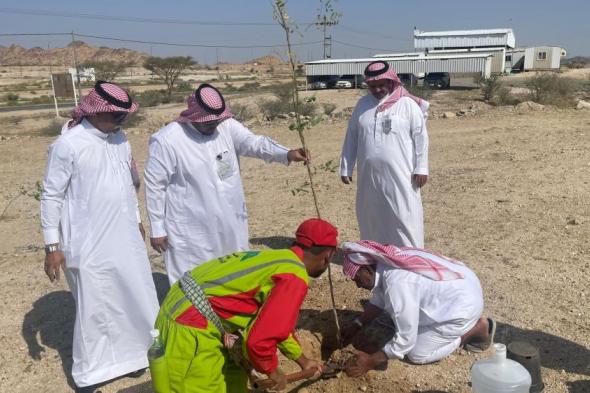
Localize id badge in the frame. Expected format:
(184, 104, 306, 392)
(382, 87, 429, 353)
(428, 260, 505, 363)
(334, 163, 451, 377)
(216, 151, 233, 180)
(382, 118, 392, 134)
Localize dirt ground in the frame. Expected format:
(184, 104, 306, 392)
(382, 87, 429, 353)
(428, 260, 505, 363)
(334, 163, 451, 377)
(0, 84, 589, 393)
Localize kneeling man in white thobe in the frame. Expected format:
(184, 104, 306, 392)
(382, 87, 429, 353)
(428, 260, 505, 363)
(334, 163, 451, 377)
(339, 240, 495, 377)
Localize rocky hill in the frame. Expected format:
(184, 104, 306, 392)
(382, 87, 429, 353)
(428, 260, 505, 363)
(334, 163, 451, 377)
(245, 55, 285, 66)
(0, 41, 149, 66)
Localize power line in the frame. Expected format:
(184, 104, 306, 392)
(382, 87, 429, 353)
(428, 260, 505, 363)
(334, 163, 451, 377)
(0, 7, 314, 27)
(337, 25, 409, 42)
(0, 32, 323, 49)
(332, 39, 393, 52)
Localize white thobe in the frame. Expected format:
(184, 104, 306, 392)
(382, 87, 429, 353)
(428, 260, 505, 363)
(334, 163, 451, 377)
(144, 119, 289, 284)
(369, 255, 483, 364)
(40, 119, 159, 387)
(340, 95, 429, 247)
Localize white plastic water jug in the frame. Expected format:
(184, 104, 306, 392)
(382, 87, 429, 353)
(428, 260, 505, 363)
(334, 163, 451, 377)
(471, 343, 532, 393)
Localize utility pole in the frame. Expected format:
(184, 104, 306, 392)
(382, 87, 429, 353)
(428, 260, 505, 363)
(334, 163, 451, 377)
(70, 31, 82, 100)
(48, 43, 60, 117)
(316, 15, 337, 59)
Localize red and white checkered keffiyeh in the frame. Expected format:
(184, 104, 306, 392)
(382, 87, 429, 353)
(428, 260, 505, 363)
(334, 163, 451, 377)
(364, 61, 430, 116)
(175, 83, 233, 124)
(342, 240, 464, 281)
(68, 81, 138, 128)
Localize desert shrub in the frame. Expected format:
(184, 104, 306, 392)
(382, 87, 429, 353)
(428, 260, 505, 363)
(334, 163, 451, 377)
(135, 90, 169, 107)
(258, 83, 318, 119)
(123, 111, 145, 128)
(223, 83, 238, 93)
(230, 102, 256, 122)
(475, 74, 502, 102)
(176, 81, 193, 91)
(31, 95, 53, 105)
(30, 90, 37, 95)
(257, 98, 286, 119)
(36, 118, 63, 137)
(526, 73, 576, 107)
(4, 93, 19, 104)
(322, 102, 337, 116)
(406, 84, 433, 101)
(473, 75, 518, 105)
(567, 61, 586, 69)
(238, 82, 261, 92)
(493, 87, 521, 106)
(298, 100, 318, 117)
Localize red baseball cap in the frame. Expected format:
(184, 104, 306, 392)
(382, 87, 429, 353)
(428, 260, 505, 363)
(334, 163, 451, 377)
(295, 218, 338, 248)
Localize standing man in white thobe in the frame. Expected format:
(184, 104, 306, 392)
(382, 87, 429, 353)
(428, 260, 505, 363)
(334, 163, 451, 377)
(41, 81, 159, 392)
(340, 61, 430, 248)
(339, 240, 495, 376)
(144, 83, 309, 284)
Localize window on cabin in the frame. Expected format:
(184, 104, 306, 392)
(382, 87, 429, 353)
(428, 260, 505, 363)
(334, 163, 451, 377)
(537, 52, 547, 60)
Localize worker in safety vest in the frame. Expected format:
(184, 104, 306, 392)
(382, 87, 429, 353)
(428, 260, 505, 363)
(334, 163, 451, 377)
(152, 218, 338, 392)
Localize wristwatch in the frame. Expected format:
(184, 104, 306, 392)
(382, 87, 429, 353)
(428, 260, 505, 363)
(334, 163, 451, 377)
(353, 318, 364, 328)
(44, 244, 60, 255)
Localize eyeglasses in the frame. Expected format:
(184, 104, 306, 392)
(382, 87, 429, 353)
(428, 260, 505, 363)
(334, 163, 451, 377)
(111, 112, 128, 124)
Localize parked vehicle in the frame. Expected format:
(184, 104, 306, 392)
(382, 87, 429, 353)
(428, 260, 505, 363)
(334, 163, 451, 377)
(335, 80, 352, 88)
(310, 81, 327, 90)
(398, 73, 418, 87)
(424, 72, 451, 89)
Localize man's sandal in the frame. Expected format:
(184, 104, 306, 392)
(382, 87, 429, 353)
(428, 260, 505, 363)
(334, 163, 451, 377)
(465, 318, 496, 353)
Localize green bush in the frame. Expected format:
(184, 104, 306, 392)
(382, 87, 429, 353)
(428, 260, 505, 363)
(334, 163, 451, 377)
(526, 73, 576, 107)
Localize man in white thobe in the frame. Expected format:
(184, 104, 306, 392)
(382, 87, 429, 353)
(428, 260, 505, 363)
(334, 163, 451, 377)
(41, 81, 159, 391)
(340, 61, 429, 248)
(145, 83, 309, 284)
(339, 241, 495, 377)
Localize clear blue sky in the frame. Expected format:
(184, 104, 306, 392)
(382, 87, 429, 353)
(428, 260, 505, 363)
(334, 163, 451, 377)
(0, 0, 588, 64)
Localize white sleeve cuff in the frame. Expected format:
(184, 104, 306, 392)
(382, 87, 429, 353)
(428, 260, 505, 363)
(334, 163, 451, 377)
(278, 149, 290, 166)
(43, 228, 60, 245)
(413, 168, 429, 175)
(150, 221, 167, 238)
(136, 209, 142, 223)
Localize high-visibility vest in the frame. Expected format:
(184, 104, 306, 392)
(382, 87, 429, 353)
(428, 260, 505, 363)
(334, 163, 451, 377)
(161, 249, 309, 373)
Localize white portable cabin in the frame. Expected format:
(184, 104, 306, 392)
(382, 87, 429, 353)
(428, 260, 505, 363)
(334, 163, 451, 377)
(505, 48, 526, 73)
(523, 46, 565, 71)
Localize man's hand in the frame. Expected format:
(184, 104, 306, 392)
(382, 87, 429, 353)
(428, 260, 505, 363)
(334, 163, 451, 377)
(268, 368, 288, 391)
(295, 354, 324, 379)
(138, 223, 146, 241)
(341, 324, 362, 346)
(341, 176, 353, 184)
(150, 236, 169, 253)
(345, 350, 388, 378)
(44, 251, 66, 282)
(287, 148, 310, 164)
(413, 174, 428, 188)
